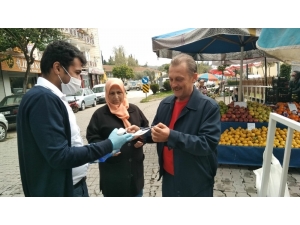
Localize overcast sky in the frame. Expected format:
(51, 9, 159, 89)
(97, 28, 185, 67)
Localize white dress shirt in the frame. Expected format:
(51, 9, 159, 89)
(36, 77, 88, 185)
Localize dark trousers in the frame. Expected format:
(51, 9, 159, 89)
(103, 189, 143, 197)
(162, 171, 213, 197)
(73, 177, 89, 197)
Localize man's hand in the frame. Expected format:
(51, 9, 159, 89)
(151, 123, 170, 142)
(108, 128, 133, 150)
(126, 125, 140, 133)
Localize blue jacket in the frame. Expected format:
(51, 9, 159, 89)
(17, 86, 113, 197)
(147, 87, 221, 196)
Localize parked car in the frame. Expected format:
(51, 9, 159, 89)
(0, 94, 24, 129)
(0, 113, 8, 142)
(65, 88, 97, 111)
(92, 84, 106, 104)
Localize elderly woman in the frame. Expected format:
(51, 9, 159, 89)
(86, 78, 149, 197)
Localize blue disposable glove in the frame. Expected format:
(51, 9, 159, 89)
(108, 128, 133, 150)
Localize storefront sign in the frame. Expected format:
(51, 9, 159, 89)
(0, 56, 41, 73)
(88, 67, 104, 75)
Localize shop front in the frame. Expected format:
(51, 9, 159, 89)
(88, 67, 105, 88)
(0, 55, 40, 101)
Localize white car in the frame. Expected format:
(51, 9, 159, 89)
(65, 88, 97, 111)
(92, 84, 106, 104)
(0, 113, 8, 142)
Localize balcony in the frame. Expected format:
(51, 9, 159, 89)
(59, 28, 94, 45)
(86, 61, 97, 67)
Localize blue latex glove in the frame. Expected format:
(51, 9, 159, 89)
(108, 128, 133, 150)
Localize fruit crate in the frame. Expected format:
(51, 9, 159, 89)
(265, 88, 277, 104)
(277, 88, 291, 102)
(272, 80, 289, 88)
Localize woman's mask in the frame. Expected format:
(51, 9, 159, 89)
(290, 76, 295, 82)
(58, 66, 82, 95)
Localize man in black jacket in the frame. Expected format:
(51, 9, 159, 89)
(17, 40, 133, 197)
(128, 53, 221, 197)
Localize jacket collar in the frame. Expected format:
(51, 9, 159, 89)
(163, 86, 200, 111)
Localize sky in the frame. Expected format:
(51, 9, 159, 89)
(97, 28, 185, 67)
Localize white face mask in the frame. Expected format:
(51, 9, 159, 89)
(291, 76, 295, 81)
(58, 66, 82, 95)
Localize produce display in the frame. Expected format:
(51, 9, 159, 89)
(273, 102, 300, 122)
(219, 126, 300, 148)
(218, 101, 272, 122)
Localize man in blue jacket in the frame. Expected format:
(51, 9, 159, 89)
(17, 40, 132, 197)
(129, 53, 221, 197)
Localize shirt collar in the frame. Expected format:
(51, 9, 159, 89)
(36, 77, 65, 99)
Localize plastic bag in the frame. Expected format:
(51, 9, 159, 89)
(253, 154, 290, 197)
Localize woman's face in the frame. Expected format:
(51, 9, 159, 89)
(108, 85, 124, 105)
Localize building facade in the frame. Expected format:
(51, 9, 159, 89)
(59, 28, 105, 88)
(0, 28, 105, 101)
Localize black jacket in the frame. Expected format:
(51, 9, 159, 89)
(17, 86, 113, 197)
(86, 104, 149, 196)
(145, 87, 221, 196)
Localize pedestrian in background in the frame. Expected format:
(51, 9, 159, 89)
(128, 53, 221, 197)
(17, 40, 132, 197)
(86, 78, 149, 197)
(198, 79, 207, 95)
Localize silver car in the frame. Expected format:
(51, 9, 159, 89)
(0, 113, 8, 142)
(65, 88, 97, 111)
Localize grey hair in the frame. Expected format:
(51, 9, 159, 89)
(170, 53, 197, 76)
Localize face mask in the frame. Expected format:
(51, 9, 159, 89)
(291, 77, 295, 81)
(58, 66, 82, 95)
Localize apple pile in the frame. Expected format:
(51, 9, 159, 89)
(220, 102, 258, 122)
(218, 101, 228, 116)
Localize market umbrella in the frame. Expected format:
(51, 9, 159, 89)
(256, 28, 300, 64)
(152, 28, 265, 100)
(198, 73, 218, 81)
(210, 68, 235, 76)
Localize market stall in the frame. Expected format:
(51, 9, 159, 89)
(218, 122, 300, 167)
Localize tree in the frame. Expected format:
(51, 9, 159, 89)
(103, 59, 107, 65)
(143, 69, 155, 84)
(134, 72, 144, 80)
(197, 62, 212, 74)
(112, 65, 134, 82)
(113, 46, 127, 65)
(280, 63, 291, 80)
(127, 54, 138, 67)
(158, 63, 169, 73)
(107, 56, 115, 65)
(0, 28, 64, 93)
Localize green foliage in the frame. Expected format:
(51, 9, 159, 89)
(280, 63, 291, 80)
(150, 83, 159, 94)
(197, 62, 212, 74)
(112, 65, 134, 82)
(134, 72, 144, 80)
(107, 56, 115, 65)
(0, 28, 64, 93)
(127, 54, 138, 67)
(143, 69, 155, 84)
(158, 63, 169, 72)
(227, 80, 239, 85)
(163, 80, 171, 91)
